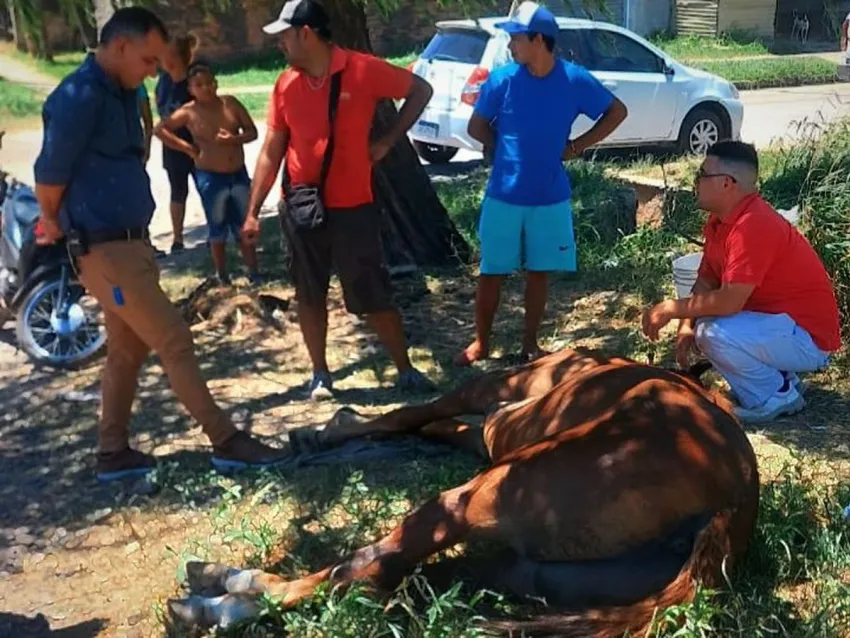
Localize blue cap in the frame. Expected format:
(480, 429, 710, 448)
(495, 1, 559, 39)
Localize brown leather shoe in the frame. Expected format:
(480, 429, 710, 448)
(211, 431, 290, 472)
(96, 447, 156, 482)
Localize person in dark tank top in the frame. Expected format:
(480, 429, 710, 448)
(155, 33, 199, 253)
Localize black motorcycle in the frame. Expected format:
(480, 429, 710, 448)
(0, 132, 106, 369)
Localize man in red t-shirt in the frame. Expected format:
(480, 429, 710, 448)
(241, 0, 436, 399)
(642, 141, 840, 423)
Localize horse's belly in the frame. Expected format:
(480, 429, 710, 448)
(488, 443, 739, 563)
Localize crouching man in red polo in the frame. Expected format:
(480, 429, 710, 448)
(641, 141, 840, 424)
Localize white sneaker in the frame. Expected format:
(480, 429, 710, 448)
(729, 372, 806, 405)
(734, 385, 806, 424)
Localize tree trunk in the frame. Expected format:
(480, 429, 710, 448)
(73, 4, 94, 50)
(319, 0, 471, 272)
(38, 2, 53, 62)
(7, 0, 25, 52)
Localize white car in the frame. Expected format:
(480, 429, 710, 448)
(407, 16, 744, 163)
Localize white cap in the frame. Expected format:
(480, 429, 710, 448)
(263, 0, 329, 35)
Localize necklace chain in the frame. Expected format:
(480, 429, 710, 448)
(306, 70, 328, 91)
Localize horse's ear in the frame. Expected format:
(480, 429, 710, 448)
(667, 359, 713, 386)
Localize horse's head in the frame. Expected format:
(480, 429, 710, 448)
(667, 359, 714, 388)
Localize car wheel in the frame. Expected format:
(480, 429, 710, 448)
(413, 141, 459, 165)
(678, 108, 726, 156)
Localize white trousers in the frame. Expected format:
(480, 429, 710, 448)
(694, 311, 830, 408)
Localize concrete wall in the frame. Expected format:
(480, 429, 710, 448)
(717, 0, 777, 39)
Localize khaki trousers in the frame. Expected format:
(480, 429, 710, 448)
(77, 240, 236, 453)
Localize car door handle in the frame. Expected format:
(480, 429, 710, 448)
(602, 80, 618, 89)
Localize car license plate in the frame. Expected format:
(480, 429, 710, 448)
(416, 121, 439, 139)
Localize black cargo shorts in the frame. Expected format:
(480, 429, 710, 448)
(279, 201, 394, 315)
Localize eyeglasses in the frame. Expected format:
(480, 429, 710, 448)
(695, 167, 737, 183)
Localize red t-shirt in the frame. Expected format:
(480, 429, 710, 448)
(267, 47, 413, 209)
(698, 193, 841, 352)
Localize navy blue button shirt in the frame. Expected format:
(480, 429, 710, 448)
(34, 53, 155, 233)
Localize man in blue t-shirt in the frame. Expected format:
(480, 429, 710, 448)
(455, 1, 628, 366)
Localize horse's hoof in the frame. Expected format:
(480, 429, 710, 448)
(328, 406, 365, 429)
(168, 596, 209, 628)
(168, 593, 260, 629)
(185, 561, 231, 595)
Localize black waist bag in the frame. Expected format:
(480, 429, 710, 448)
(283, 70, 342, 231)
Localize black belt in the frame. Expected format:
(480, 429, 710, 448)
(86, 228, 149, 245)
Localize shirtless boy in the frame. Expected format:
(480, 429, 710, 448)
(154, 61, 262, 284)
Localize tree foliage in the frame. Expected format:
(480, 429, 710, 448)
(3, 0, 613, 60)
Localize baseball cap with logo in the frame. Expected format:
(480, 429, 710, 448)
(263, 0, 330, 35)
(495, 1, 559, 39)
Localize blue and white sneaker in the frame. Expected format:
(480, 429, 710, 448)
(211, 431, 290, 473)
(96, 448, 156, 483)
(306, 370, 334, 401)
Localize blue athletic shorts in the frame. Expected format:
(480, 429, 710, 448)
(194, 165, 251, 243)
(478, 196, 577, 275)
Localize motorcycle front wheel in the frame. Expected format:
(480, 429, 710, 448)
(15, 274, 106, 369)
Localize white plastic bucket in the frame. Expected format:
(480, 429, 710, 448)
(778, 206, 800, 226)
(672, 252, 703, 299)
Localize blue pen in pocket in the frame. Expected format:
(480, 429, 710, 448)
(113, 286, 125, 307)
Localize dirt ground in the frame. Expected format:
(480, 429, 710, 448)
(1, 238, 849, 636)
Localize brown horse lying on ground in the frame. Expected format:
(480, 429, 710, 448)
(168, 347, 760, 636)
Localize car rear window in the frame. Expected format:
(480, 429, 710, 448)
(421, 28, 489, 65)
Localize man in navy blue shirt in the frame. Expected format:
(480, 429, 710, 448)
(455, 1, 627, 366)
(33, 7, 287, 482)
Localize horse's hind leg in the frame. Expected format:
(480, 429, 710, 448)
(419, 419, 488, 459)
(300, 347, 616, 451)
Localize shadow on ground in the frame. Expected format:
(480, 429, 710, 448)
(0, 611, 106, 637)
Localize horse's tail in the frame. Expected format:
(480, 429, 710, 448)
(485, 510, 738, 638)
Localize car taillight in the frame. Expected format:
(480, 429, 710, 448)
(460, 66, 489, 106)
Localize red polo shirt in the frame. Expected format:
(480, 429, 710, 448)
(267, 46, 413, 209)
(698, 193, 841, 352)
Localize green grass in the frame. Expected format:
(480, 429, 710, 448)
(156, 451, 849, 637)
(436, 159, 691, 303)
(152, 105, 850, 638)
(692, 56, 838, 88)
(647, 460, 850, 636)
(651, 32, 770, 60)
(0, 79, 45, 120)
(233, 92, 271, 119)
(215, 51, 418, 88)
(6, 46, 416, 91)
